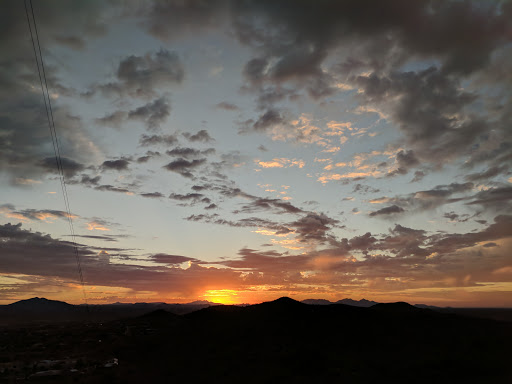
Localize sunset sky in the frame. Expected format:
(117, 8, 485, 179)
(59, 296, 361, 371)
(1, 0, 511, 307)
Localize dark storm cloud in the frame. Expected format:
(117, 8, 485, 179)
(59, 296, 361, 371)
(352, 184, 379, 194)
(369, 205, 404, 217)
(183, 129, 214, 143)
(70, 234, 118, 242)
(288, 213, 339, 243)
(1, 0, 108, 55)
(150, 253, 199, 265)
(163, 158, 207, 178)
(0, 205, 76, 222)
(223, 0, 512, 172)
(242, 57, 269, 85)
(0, 223, 93, 274)
(253, 109, 286, 131)
(139, 134, 178, 147)
(140, 192, 164, 199)
(429, 215, 512, 255)
(76, 175, 101, 186)
(215, 102, 239, 111)
(0, 54, 96, 184)
(0, 222, 244, 297)
(128, 96, 171, 130)
(231, 0, 510, 78)
(141, 0, 229, 41)
(39, 157, 85, 178)
(168, 193, 207, 204)
(95, 110, 127, 128)
(464, 165, 510, 182)
(387, 150, 419, 177)
(253, 86, 300, 110)
(94, 185, 131, 194)
(353, 68, 483, 166)
(443, 211, 472, 223)
(236, 198, 304, 215)
(466, 186, 512, 212)
(184, 213, 291, 235)
(166, 147, 202, 158)
(349, 232, 377, 251)
(376, 182, 476, 214)
(101, 159, 130, 171)
(95, 97, 171, 130)
(189, 183, 305, 216)
(219, 248, 310, 272)
(411, 171, 425, 183)
(1, 4, 98, 181)
(136, 151, 161, 163)
(93, 49, 184, 99)
(240, 109, 287, 133)
(415, 182, 474, 199)
(53, 35, 86, 50)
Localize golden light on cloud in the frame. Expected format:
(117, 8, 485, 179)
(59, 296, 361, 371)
(14, 178, 42, 185)
(258, 160, 284, 168)
(318, 170, 381, 184)
(257, 158, 305, 169)
(87, 221, 110, 231)
(322, 146, 340, 153)
(253, 229, 290, 237)
(369, 197, 390, 204)
(5, 213, 31, 222)
(271, 238, 306, 250)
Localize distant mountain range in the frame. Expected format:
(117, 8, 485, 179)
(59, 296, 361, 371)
(5, 297, 75, 311)
(3, 297, 512, 325)
(0, 297, 222, 324)
(1, 296, 510, 383)
(301, 298, 379, 307)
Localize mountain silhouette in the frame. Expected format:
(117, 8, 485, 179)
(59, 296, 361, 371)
(371, 301, 423, 312)
(301, 298, 379, 306)
(301, 298, 333, 305)
(335, 298, 378, 307)
(5, 297, 75, 312)
(1, 296, 511, 383)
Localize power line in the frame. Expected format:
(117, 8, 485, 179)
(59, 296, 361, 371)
(24, 0, 88, 307)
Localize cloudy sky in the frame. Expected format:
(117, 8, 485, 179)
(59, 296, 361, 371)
(1, 0, 511, 306)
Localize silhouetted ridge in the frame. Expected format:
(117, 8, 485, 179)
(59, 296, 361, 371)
(6, 297, 74, 312)
(139, 309, 177, 319)
(301, 298, 332, 305)
(272, 296, 301, 305)
(371, 301, 423, 312)
(336, 298, 378, 307)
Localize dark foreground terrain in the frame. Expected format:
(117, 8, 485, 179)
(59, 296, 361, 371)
(1, 297, 511, 383)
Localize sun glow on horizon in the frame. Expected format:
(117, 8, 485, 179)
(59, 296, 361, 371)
(202, 289, 240, 305)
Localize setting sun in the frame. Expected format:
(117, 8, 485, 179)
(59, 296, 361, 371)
(202, 290, 240, 305)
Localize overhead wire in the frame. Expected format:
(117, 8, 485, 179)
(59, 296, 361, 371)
(24, 0, 88, 307)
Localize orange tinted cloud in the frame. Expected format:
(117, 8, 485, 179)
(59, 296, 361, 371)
(257, 158, 305, 169)
(87, 221, 110, 231)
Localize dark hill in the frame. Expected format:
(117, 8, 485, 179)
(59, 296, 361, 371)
(121, 296, 512, 383)
(1, 297, 511, 383)
(371, 301, 424, 312)
(336, 298, 378, 307)
(5, 297, 75, 312)
(139, 308, 179, 319)
(301, 298, 332, 305)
